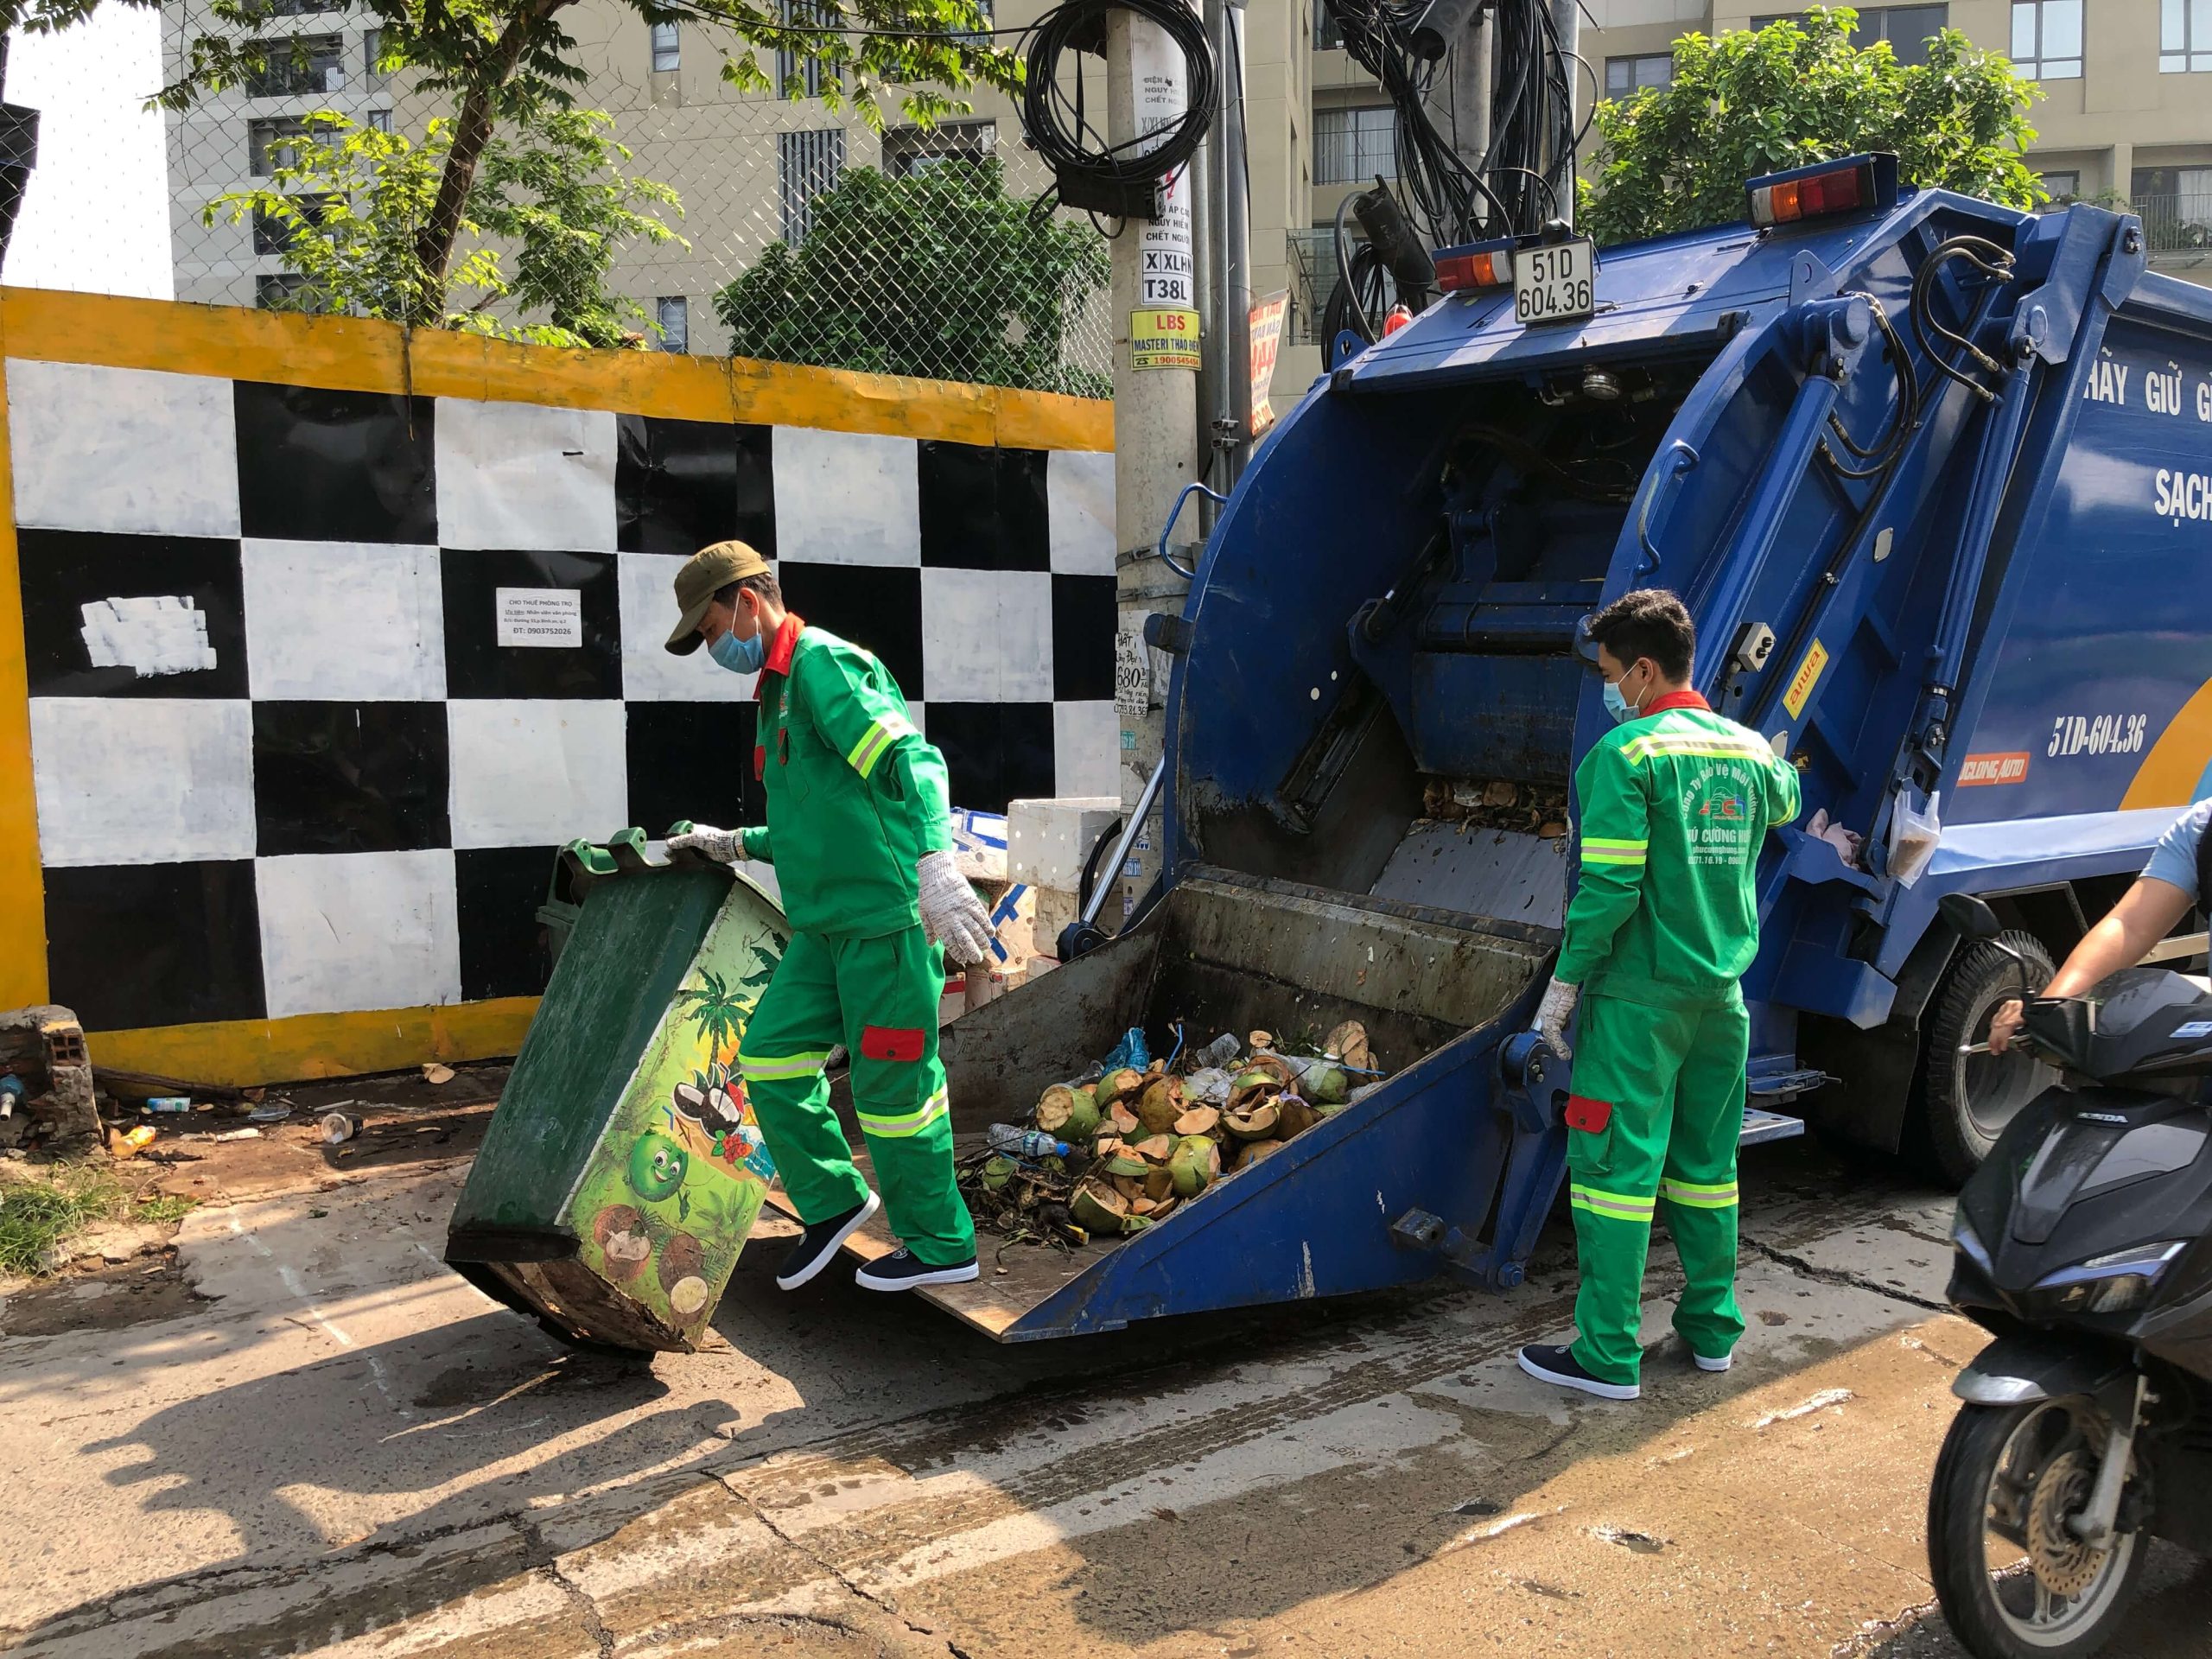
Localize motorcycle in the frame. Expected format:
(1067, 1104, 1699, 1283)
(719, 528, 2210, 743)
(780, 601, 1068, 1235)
(1928, 891, 2212, 1659)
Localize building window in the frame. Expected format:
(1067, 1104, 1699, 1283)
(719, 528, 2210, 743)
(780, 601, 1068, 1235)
(777, 0, 826, 98)
(650, 21, 680, 72)
(881, 119, 995, 175)
(656, 296, 689, 352)
(2133, 165, 2212, 253)
(257, 273, 329, 311)
(1751, 6, 1948, 67)
(248, 115, 312, 175)
(2163, 0, 2212, 71)
(367, 107, 393, 133)
(1313, 105, 1395, 186)
(362, 27, 390, 88)
(252, 194, 334, 256)
(1315, 0, 1344, 51)
(2037, 168, 2080, 203)
(1603, 53, 1673, 99)
(258, 0, 334, 16)
(243, 35, 346, 98)
(2010, 1, 2082, 79)
(778, 128, 844, 242)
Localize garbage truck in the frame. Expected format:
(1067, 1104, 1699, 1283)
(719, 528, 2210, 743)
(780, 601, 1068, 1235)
(459, 156, 2212, 1348)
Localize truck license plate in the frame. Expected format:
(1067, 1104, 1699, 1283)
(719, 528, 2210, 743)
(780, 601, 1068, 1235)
(1514, 238, 1596, 326)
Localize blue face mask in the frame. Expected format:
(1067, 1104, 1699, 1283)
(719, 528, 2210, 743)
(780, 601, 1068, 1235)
(1602, 678, 1631, 722)
(709, 628, 765, 675)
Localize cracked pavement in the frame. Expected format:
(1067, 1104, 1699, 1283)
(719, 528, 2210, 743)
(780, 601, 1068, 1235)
(2, 1137, 2208, 1656)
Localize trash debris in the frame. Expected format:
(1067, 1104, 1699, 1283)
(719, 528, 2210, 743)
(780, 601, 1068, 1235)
(110, 1124, 157, 1158)
(1420, 776, 1571, 838)
(144, 1096, 193, 1114)
(213, 1128, 262, 1141)
(0, 1075, 22, 1119)
(247, 1103, 294, 1124)
(423, 1063, 456, 1084)
(1805, 808, 1865, 868)
(961, 1019, 1391, 1245)
(321, 1110, 365, 1145)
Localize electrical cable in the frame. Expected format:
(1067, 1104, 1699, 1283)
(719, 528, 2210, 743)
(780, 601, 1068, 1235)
(1019, 0, 1217, 216)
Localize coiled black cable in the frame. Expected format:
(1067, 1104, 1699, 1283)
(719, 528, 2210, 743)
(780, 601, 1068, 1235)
(1020, 0, 1217, 212)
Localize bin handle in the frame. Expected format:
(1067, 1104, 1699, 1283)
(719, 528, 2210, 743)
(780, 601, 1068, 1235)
(1636, 441, 1700, 577)
(1158, 482, 1228, 581)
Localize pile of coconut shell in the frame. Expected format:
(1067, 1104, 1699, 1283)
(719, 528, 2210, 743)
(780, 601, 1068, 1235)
(964, 1021, 1382, 1245)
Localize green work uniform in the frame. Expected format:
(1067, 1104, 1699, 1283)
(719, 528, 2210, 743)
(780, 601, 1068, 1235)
(1555, 692, 1802, 1385)
(732, 616, 976, 1267)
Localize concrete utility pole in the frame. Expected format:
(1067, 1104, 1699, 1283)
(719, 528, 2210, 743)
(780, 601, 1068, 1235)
(1424, 3, 1491, 207)
(1203, 0, 1252, 487)
(1107, 2, 1200, 928)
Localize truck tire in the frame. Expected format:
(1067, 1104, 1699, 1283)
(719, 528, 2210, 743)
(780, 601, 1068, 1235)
(1922, 931, 2057, 1186)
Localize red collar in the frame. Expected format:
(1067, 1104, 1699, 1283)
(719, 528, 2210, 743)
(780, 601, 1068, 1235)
(1638, 688, 1709, 717)
(755, 613, 805, 699)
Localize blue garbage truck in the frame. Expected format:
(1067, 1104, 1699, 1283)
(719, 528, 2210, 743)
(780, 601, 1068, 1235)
(854, 157, 2212, 1341)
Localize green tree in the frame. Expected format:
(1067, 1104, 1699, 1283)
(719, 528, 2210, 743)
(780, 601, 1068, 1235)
(1580, 8, 2043, 247)
(715, 159, 1110, 395)
(156, 0, 1017, 296)
(206, 108, 683, 346)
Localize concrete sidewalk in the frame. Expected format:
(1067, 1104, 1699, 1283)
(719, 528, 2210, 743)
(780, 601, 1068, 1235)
(1, 1139, 2206, 1656)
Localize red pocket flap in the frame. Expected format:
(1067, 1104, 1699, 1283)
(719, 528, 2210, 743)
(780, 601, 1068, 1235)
(861, 1026, 925, 1064)
(753, 744, 766, 781)
(1564, 1096, 1613, 1135)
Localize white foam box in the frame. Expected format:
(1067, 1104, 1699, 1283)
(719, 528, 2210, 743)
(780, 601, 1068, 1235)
(1006, 796, 1121, 893)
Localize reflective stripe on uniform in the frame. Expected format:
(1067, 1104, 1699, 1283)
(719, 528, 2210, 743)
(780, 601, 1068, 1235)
(1620, 734, 1772, 767)
(1661, 1178, 1739, 1209)
(1581, 836, 1649, 866)
(736, 1048, 832, 1082)
(857, 1087, 949, 1140)
(1570, 1182, 1657, 1223)
(846, 714, 917, 779)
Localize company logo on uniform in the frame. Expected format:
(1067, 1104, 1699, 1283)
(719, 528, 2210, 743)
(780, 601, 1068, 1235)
(1960, 752, 2031, 787)
(1700, 794, 1747, 820)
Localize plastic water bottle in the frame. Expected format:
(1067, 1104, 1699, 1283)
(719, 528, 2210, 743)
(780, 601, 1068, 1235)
(988, 1124, 1071, 1160)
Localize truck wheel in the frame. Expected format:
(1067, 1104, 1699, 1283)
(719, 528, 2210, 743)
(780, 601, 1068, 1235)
(1923, 931, 2056, 1185)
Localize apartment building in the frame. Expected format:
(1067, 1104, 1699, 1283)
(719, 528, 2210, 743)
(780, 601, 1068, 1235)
(166, 0, 2206, 397)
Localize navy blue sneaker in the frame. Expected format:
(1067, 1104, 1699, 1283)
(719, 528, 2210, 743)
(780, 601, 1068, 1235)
(855, 1248, 979, 1292)
(1516, 1343, 1640, 1401)
(775, 1191, 880, 1290)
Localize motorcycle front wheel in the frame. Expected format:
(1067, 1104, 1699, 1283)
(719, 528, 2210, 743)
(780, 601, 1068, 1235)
(1929, 1397, 2149, 1658)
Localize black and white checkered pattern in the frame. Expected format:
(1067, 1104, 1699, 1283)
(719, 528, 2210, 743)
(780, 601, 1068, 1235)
(10, 358, 1119, 1033)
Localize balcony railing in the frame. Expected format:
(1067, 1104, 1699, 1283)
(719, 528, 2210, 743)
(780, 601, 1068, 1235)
(2133, 194, 2212, 264)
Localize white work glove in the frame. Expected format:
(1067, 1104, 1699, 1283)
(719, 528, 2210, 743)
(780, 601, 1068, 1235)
(917, 850, 995, 966)
(665, 824, 742, 863)
(1531, 977, 1580, 1059)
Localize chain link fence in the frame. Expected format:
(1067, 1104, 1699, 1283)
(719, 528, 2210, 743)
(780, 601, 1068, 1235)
(8, 0, 1115, 394)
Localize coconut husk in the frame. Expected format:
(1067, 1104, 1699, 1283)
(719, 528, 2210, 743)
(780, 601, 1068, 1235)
(1147, 1194, 1179, 1222)
(1173, 1105, 1222, 1137)
(1230, 1070, 1281, 1111)
(1243, 1052, 1297, 1089)
(1101, 1067, 1145, 1103)
(1136, 1074, 1185, 1135)
(1112, 1173, 1149, 1205)
(1102, 1145, 1150, 1179)
(981, 1154, 1018, 1191)
(1233, 1137, 1288, 1171)
(1035, 1084, 1078, 1134)
(1133, 1134, 1175, 1164)
(1129, 1194, 1159, 1217)
(1324, 1020, 1371, 1072)
(1142, 1165, 1174, 1201)
(1072, 1179, 1147, 1235)
(1274, 1095, 1319, 1139)
(1222, 1100, 1281, 1141)
(1303, 1059, 1349, 1106)
(1169, 1135, 1221, 1198)
(1108, 1100, 1143, 1138)
(1247, 1029, 1274, 1051)
(1063, 1092, 1103, 1139)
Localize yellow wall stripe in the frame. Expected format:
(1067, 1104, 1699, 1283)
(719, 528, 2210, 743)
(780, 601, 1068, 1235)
(0, 290, 47, 1007)
(86, 997, 541, 1088)
(0, 289, 1116, 454)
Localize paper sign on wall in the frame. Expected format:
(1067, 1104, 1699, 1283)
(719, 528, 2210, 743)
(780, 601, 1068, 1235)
(1249, 290, 1289, 438)
(496, 588, 582, 648)
(1131, 308, 1201, 371)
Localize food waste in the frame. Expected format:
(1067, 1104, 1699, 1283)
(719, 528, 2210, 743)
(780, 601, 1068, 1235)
(956, 1021, 1385, 1249)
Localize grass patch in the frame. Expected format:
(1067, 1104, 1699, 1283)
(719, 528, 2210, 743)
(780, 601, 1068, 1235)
(0, 1164, 199, 1276)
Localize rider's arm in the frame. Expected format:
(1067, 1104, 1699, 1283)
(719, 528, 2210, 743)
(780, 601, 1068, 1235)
(1988, 877, 2195, 1052)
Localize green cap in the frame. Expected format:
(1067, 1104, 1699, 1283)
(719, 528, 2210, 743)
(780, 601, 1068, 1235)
(665, 539, 770, 655)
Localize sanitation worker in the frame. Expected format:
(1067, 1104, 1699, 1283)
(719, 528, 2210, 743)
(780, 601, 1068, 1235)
(662, 540, 993, 1293)
(1517, 589, 1802, 1402)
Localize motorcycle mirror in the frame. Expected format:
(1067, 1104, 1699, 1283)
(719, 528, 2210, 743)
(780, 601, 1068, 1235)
(1938, 892, 2003, 943)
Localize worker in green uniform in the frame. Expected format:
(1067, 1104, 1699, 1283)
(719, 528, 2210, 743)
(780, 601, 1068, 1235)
(663, 541, 993, 1293)
(1517, 589, 1801, 1401)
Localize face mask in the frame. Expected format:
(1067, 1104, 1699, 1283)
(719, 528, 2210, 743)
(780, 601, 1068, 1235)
(709, 628, 765, 675)
(1603, 663, 1645, 723)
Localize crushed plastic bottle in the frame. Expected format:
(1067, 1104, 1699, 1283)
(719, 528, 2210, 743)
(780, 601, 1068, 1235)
(1192, 1033, 1243, 1070)
(986, 1124, 1072, 1160)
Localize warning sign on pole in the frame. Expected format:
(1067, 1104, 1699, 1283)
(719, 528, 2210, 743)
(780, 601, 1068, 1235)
(1248, 289, 1289, 437)
(1130, 307, 1201, 371)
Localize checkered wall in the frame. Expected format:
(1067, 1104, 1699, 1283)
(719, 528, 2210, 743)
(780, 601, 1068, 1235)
(10, 357, 1119, 1035)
